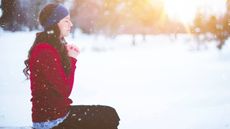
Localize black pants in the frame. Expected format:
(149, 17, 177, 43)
(53, 105, 120, 129)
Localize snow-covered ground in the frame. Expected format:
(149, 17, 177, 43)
(0, 30, 230, 129)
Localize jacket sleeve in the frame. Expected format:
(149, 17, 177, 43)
(35, 46, 77, 97)
(68, 57, 77, 93)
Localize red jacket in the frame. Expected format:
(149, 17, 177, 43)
(29, 43, 77, 122)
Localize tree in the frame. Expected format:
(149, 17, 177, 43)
(21, 0, 46, 31)
(212, 0, 230, 49)
(192, 10, 207, 50)
(95, 0, 122, 36)
(70, 0, 102, 34)
(0, 0, 19, 31)
(0, 0, 67, 31)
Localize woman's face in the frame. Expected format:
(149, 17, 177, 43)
(58, 15, 73, 38)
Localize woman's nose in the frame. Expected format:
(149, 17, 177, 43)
(70, 21, 73, 27)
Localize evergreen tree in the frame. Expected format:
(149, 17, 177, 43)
(0, 0, 67, 31)
(214, 0, 230, 49)
(0, 0, 18, 31)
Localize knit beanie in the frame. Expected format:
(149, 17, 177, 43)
(42, 4, 69, 29)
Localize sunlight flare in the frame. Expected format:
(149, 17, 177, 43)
(153, 0, 227, 24)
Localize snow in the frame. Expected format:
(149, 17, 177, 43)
(0, 30, 230, 129)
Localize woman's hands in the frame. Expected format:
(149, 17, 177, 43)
(66, 44, 80, 59)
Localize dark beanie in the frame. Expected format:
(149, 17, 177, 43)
(42, 4, 69, 28)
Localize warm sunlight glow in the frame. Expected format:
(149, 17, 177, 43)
(164, 0, 198, 23)
(161, 0, 226, 23)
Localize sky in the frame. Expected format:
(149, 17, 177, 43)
(163, 0, 227, 23)
(0, 0, 227, 25)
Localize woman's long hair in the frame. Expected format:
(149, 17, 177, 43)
(23, 3, 71, 79)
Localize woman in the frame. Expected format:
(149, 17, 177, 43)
(23, 3, 119, 129)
